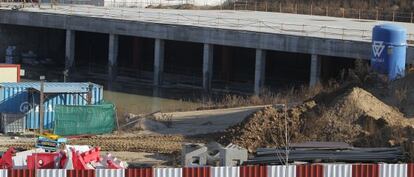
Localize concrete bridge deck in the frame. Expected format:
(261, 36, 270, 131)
(2, 4, 414, 42)
(1, 4, 414, 93)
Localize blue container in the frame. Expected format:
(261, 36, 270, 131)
(371, 24, 407, 80)
(0, 82, 103, 129)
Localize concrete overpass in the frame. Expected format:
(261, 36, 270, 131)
(1, 4, 414, 93)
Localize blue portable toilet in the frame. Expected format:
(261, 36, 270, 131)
(371, 24, 407, 80)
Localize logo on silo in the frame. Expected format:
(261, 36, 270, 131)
(372, 41, 385, 58)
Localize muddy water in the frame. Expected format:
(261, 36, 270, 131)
(22, 78, 205, 116)
(103, 88, 203, 116)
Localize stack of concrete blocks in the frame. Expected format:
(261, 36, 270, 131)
(182, 143, 208, 167)
(182, 142, 248, 167)
(219, 143, 248, 166)
(205, 142, 223, 166)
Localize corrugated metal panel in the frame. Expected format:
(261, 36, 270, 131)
(296, 164, 324, 177)
(211, 167, 240, 177)
(324, 164, 352, 177)
(37, 169, 67, 177)
(125, 168, 153, 177)
(379, 164, 407, 177)
(95, 169, 125, 177)
(183, 167, 210, 177)
(0, 85, 28, 113)
(352, 164, 379, 177)
(0, 82, 103, 129)
(240, 166, 267, 177)
(0, 82, 98, 93)
(67, 170, 96, 177)
(0, 170, 7, 177)
(268, 165, 296, 177)
(8, 169, 35, 177)
(1, 113, 25, 134)
(154, 168, 182, 177)
(408, 164, 414, 177)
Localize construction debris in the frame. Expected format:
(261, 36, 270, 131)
(247, 142, 404, 164)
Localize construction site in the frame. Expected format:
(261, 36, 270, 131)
(0, 0, 414, 177)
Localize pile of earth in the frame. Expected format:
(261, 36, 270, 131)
(218, 86, 414, 153)
(370, 73, 414, 118)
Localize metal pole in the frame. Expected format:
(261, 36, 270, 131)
(279, 2, 281, 13)
(392, 11, 395, 21)
(284, 103, 289, 166)
(87, 83, 93, 105)
(254, 2, 257, 11)
(39, 76, 45, 134)
(310, 4, 313, 15)
(295, 4, 298, 14)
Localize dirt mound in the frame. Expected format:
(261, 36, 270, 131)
(218, 102, 315, 152)
(329, 87, 408, 126)
(219, 86, 414, 152)
(386, 73, 414, 118)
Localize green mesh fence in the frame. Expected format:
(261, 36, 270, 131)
(53, 102, 116, 136)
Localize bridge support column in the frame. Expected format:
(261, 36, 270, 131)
(108, 34, 119, 89)
(154, 39, 165, 86)
(309, 54, 321, 86)
(64, 29, 75, 81)
(254, 49, 266, 95)
(203, 43, 214, 91)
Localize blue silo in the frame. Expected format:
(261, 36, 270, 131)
(371, 24, 407, 80)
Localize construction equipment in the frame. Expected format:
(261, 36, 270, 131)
(35, 132, 67, 152)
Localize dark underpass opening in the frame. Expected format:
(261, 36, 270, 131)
(163, 40, 203, 86)
(212, 45, 255, 92)
(74, 31, 109, 79)
(320, 56, 361, 83)
(118, 36, 154, 83)
(265, 51, 311, 89)
(0, 24, 66, 81)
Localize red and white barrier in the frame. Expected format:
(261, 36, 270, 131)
(2, 163, 414, 177)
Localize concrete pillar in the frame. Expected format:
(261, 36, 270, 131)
(309, 54, 322, 86)
(154, 39, 165, 86)
(64, 29, 75, 80)
(203, 43, 214, 91)
(108, 34, 119, 82)
(254, 49, 266, 95)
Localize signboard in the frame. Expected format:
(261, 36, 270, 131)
(0, 64, 21, 82)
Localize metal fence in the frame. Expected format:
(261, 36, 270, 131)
(226, 1, 414, 23)
(1, 2, 414, 44)
(3, 165, 414, 177)
(2, 0, 414, 23)
(3, 4, 414, 45)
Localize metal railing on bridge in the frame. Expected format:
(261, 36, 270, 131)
(2, 2, 414, 45)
